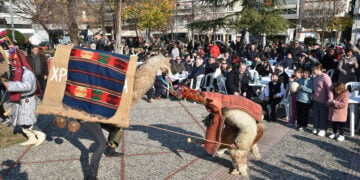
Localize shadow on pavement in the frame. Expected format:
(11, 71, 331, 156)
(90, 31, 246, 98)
(36, 115, 93, 178)
(128, 124, 233, 169)
(0, 160, 28, 180)
(284, 156, 348, 179)
(292, 135, 357, 175)
(249, 160, 307, 179)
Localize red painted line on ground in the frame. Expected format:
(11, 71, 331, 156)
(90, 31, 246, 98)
(0, 119, 53, 179)
(124, 150, 186, 157)
(11, 149, 204, 166)
(164, 158, 201, 180)
(133, 105, 199, 110)
(120, 130, 125, 180)
(0, 144, 33, 178)
(178, 101, 206, 132)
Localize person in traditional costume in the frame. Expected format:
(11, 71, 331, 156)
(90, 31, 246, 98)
(178, 87, 264, 176)
(1, 48, 45, 146)
(80, 54, 171, 180)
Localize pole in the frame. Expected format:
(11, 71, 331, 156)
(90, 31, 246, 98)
(175, 0, 178, 41)
(191, 0, 194, 47)
(9, 0, 15, 42)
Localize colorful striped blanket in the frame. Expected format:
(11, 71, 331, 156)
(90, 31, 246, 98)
(62, 47, 129, 118)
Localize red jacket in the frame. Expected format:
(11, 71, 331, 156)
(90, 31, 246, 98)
(210, 44, 220, 58)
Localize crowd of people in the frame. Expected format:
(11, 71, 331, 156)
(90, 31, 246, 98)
(130, 38, 360, 142)
(1, 36, 358, 180)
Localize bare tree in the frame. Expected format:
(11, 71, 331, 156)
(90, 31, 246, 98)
(13, 0, 63, 35)
(301, 0, 347, 46)
(66, 0, 79, 44)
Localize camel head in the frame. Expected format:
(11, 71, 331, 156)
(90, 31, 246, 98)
(131, 55, 171, 106)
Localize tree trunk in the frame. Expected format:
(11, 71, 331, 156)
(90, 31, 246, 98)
(100, 2, 107, 40)
(114, 0, 122, 54)
(321, 27, 326, 48)
(145, 28, 151, 43)
(67, 0, 79, 45)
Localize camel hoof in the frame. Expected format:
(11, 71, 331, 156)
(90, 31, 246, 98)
(253, 152, 261, 160)
(215, 148, 227, 158)
(230, 169, 239, 175)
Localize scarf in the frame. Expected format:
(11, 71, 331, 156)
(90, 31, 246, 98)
(9, 49, 41, 103)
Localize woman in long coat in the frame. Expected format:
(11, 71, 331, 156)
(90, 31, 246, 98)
(338, 49, 358, 83)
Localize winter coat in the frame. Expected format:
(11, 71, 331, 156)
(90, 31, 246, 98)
(210, 44, 220, 58)
(170, 61, 186, 74)
(295, 77, 313, 104)
(328, 91, 349, 122)
(313, 73, 333, 104)
(26, 53, 49, 77)
(225, 68, 251, 95)
(338, 56, 358, 83)
(8, 67, 38, 126)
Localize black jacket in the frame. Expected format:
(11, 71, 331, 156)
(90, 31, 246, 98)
(26, 54, 49, 77)
(226, 68, 251, 95)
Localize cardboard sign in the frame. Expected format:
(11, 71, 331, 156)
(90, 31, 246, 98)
(37, 45, 137, 127)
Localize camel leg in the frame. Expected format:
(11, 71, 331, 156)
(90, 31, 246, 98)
(223, 110, 258, 176)
(251, 144, 260, 160)
(217, 123, 238, 157)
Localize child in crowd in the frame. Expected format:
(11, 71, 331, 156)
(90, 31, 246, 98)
(312, 64, 332, 137)
(287, 68, 302, 127)
(295, 69, 313, 131)
(327, 83, 349, 141)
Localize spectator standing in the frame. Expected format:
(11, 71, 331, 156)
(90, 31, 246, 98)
(288, 68, 302, 127)
(313, 43, 324, 64)
(295, 70, 313, 131)
(338, 49, 358, 83)
(322, 48, 338, 71)
(288, 41, 303, 62)
(171, 44, 180, 60)
(312, 64, 333, 137)
(209, 42, 221, 58)
(280, 52, 295, 69)
(246, 44, 259, 62)
(327, 83, 349, 142)
(26, 46, 49, 94)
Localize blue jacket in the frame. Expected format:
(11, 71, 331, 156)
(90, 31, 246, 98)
(295, 77, 313, 104)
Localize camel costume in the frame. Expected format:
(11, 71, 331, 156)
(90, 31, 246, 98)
(180, 87, 264, 176)
(36, 45, 171, 180)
